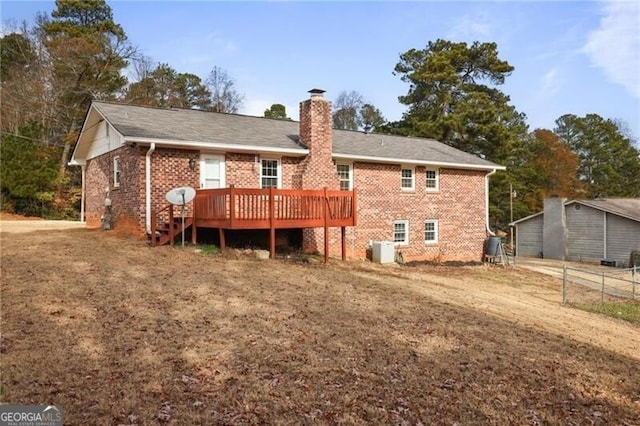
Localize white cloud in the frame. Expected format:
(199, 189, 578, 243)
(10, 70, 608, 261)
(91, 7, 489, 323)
(204, 32, 238, 53)
(446, 13, 492, 41)
(583, 0, 640, 98)
(540, 67, 562, 98)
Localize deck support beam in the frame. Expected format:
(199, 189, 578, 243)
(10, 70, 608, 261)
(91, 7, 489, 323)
(324, 188, 329, 264)
(269, 187, 276, 259)
(219, 228, 226, 250)
(341, 227, 346, 261)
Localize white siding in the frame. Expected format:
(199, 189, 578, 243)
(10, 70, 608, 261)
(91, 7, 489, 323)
(86, 121, 123, 160)
(566, 204, 604, 262)
(606, 214, 640, 267)
(516, 215, 543, 257)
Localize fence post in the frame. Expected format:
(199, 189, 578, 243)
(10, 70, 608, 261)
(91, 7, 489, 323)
(601, 271, 605, 304)
(562, 265, 567, 304)
(633, 265, 637, 299)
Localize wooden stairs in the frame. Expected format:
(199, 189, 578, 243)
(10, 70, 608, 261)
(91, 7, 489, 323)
(150, 217, 193, 246)
(149, 203, 193, 246)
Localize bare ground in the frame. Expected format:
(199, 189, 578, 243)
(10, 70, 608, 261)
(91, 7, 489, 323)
(1, 227, 639, 425)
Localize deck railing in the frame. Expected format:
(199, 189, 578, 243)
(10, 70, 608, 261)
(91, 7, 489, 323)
(192, 186, 356, 261)
(193, 186, 356, 230)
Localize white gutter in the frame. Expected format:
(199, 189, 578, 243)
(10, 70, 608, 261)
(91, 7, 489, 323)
(145, 143, 156, 234)
(125, 137, 309, 157)
(80, 165, 86, 222)
(333, 153, 505, 171)
(485, 169, 497, 236)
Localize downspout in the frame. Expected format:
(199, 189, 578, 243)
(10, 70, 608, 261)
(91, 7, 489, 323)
(145, 143, 156, 234)
(485, 169, 497, 236)
(80, 165, 86, 222)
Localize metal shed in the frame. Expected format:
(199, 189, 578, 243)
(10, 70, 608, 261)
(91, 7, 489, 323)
(511, 198, 640, 267)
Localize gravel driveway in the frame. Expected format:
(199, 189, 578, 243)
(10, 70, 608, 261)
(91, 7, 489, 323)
(0, 220, 86, 234)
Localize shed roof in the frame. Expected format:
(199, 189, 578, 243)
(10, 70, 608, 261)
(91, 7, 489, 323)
(510, 198, 640, 226)
(72, 102, 502, 170)
(566, 198, 640, 223)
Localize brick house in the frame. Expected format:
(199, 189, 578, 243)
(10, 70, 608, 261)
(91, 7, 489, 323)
(70, 89, 504, 261)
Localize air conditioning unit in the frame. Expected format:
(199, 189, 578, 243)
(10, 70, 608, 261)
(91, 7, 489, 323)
(372, 241, 395, 264)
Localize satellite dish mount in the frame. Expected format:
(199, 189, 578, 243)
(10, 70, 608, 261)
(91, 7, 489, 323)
(165, 186, 196, 247)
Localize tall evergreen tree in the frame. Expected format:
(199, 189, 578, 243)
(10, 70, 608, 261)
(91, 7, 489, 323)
(393, 39, 529, 228)
(124, 63, 211, 109)
(555, 114, 640, 198)
(39, 0, 135, 206)
(264, 104, 288, 119)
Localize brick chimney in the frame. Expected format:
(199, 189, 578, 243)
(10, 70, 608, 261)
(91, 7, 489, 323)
(296, 89, 339, 189)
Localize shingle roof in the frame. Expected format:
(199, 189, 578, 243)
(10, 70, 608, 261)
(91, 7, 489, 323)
(567, 198, 640, 223)
(88, 101, 502, 170)
(511, 198, 640, 225)
(93, 102, 303, 150)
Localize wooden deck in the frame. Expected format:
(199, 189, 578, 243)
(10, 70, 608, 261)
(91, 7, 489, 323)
(190, 186, 357, 261)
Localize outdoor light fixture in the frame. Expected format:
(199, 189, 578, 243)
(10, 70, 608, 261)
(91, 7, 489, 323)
(188, 155, 196, 171)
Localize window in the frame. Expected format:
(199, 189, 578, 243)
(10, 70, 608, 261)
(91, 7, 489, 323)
(113, 156, 121, 188)
(401, 167, 414, 190)
(424, 220, 438, 243)
(260, 158, 280, 188)
(426, 169, 439, 190)
(393, 220, 409, 245)
(336, 163, 353, 191)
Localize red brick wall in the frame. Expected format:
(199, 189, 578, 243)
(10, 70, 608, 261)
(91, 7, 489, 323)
(84, 129, 488, 260)
(85, 146, 200, 235)
(349, 165, 486, 261)
(85, 145, 142, 233)
(148, 148, 200, 225)
(298, 164, 488, 262)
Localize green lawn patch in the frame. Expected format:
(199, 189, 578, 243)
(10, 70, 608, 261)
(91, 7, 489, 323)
(577, 300, 640, 324)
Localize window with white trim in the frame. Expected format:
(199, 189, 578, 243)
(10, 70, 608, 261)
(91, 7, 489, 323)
(113, 156, 121, 188)
(393, 220, 409, 245)
(401, 167, 414, 190)
(336, 163, 353, 191)
(260, 158, 280, 188)
(424, 220, 438, 243)
(426, 169, 439, 190)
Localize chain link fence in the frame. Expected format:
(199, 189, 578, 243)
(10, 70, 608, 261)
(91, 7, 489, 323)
(562, 265, 638, 305)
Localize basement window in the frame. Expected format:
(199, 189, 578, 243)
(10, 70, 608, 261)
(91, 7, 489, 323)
(424, 220, 438, 243)
(393, 220, 409, 245)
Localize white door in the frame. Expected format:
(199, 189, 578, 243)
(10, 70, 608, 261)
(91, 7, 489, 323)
(200, 154, 226, 189)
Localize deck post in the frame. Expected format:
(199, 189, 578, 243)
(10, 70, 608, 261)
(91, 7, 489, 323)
(219, 228, 226, 250)
(269, 186, 276, 259)
(324, 188, 329, 264)
(352, 189, 357, 226)
(229, 185, 236, 229)
(192, 194, 197, 245)
(168, 205, 174, 247)
(341, 226, 346, 261)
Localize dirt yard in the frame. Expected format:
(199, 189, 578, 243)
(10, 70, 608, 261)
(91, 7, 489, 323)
(1, 226, 639, 425)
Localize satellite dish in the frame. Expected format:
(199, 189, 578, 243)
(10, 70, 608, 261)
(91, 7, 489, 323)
(166, 186, 196, 206)
(164, 186, 196, 247)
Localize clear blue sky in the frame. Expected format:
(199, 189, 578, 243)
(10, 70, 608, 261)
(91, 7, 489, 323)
(2, 0, 639, 141)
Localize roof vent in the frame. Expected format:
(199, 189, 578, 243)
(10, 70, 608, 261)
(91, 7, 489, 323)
(308, 88, 325, 98)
